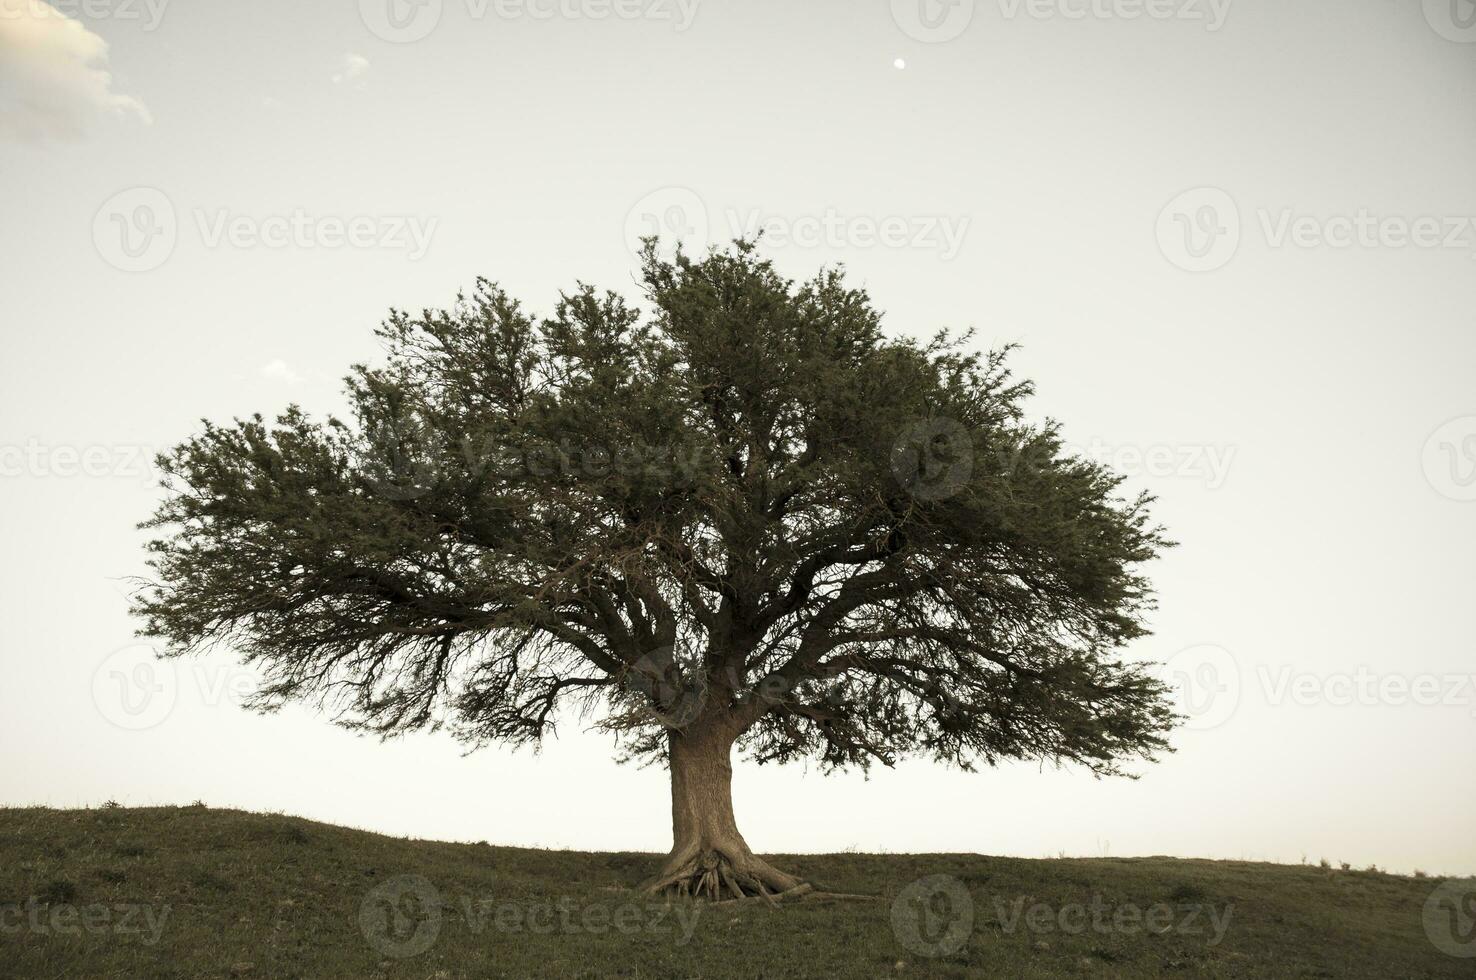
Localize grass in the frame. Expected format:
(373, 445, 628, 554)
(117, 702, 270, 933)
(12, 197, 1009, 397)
(0, 805, 1466, 979)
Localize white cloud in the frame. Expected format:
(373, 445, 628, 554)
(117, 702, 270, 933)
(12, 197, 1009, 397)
(332, 53, 369, 88)
(0, 0, 151, 141)
(260, 359, 303, 384)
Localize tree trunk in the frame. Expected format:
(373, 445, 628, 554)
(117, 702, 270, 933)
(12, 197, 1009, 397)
(643, 723, 804, 900)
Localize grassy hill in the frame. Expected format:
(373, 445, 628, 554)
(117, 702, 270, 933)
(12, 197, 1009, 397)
(0, 805, 1466, 979)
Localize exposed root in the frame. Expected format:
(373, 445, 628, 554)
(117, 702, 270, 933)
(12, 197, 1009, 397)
(713, 886, 883, 906)
(643, 847, 804, 903)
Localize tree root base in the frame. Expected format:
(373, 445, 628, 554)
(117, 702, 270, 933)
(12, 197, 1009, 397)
(642, 849, 804, 903)
(642, 850, 883, 905)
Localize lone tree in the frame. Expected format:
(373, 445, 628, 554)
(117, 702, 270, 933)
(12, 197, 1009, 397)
(134, 241, 1175, 901)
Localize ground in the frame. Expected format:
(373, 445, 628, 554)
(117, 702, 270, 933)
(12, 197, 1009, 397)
(0, 806, 1465, 979)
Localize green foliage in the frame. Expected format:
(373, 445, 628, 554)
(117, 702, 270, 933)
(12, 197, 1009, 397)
(134, 241, 1175, 774)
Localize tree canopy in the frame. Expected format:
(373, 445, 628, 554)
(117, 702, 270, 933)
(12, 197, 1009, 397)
(135, 241, 1175, 786)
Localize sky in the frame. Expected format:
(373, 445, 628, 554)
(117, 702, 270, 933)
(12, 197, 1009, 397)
(1, 0, 1474, 877)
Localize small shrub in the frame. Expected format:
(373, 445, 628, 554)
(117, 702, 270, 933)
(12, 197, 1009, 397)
(1413, 869, 1428, 879)
(1339, 862, 1351, 871)
(192, 870, 234, 893)
(1318, 858, 1330, 870)
(38, 879, 78, 905)
(1169, 883, 1204, 902)
(101, 800, 122, 810)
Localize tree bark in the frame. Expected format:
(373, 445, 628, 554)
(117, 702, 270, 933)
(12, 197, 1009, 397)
(643, 722, 804, 900)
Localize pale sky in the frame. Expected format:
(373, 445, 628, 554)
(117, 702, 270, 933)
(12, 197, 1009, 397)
(1, 0, 1473, 877)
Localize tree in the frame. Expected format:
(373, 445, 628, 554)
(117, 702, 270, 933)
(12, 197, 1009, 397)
(133, 241, 1176, 901)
